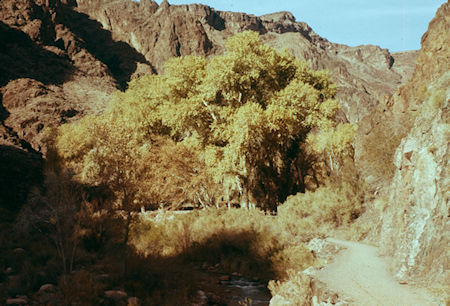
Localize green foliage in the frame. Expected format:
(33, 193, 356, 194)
(269, 244, 315, 279)
(307, 123, 357, 174)
(278, 185, 362, 240)
(54, 30, 347, 210)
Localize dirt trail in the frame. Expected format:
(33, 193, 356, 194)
(314, 238, 439, 306)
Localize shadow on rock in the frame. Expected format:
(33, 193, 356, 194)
(54, 5, 153, 89)
(0, 145, 43, 213)
(0, 21, 75, 87)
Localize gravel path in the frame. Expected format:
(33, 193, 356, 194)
(314, 238, 439, 306)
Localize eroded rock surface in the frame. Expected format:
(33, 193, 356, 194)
(375, 2, 449, 286)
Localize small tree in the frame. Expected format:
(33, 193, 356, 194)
(19, 168, 83, 283)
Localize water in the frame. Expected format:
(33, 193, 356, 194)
(220, 276, 271, 306)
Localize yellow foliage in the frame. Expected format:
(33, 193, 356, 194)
(55, 30, 346, 210)
(268, 271, 312, 305)
(278, 185, 362, 237)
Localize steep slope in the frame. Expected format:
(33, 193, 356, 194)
(361, 2, 449, 287)
(355, 2, 448, 191)
(0, 0, 157, 150)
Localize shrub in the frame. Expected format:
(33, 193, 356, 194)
(269, 244, 315, 279)
(278, 185, 362, 240)
(130, 207, 321, 284)
(57, 270, 104, 305)
(268, 271, 312, 305)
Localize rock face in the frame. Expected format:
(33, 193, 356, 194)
(0, 0, 153, 209)
(75, 0, 415, 124)
(378, 2, 449, 284)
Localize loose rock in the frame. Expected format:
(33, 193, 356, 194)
(127, 296, 140, 305)
(104, 290, 128, 300)
(39, 283, 56, 292)
(6, 297, 28, 305)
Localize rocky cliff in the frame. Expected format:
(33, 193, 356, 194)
(75, 0, 415, 124)
(0, 0, 153, 209)
(376, 2, 449, 285)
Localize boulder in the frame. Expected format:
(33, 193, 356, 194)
(127, 296, 140, 305)
(218, 275, 229, 281)
(6, 296, 28, 305)
(104, 290, 127, 300)
(39, 283, 56, 292)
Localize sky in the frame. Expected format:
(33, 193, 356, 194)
(155, 0, 445, 52)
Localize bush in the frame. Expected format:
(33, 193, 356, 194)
(57, 270, 104, 305)
(130, 208, 319, 281)
(268, 271, 312, 305)
(278, 185, 362, 240)
(356, 102, 406, 186)
(269, 244, 315, 279)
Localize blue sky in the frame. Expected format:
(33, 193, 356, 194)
(155, 0, 445, 52)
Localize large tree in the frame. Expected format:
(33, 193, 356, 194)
(156, 31, 342, 210)
(54, 31, 350, 211)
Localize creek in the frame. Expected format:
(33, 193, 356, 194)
(196, 269, 271, 305)
(221, 276, 271, 305)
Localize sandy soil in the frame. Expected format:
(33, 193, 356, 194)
(314, 238, 440, 306)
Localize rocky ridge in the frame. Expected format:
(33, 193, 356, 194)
(377, 1, 449, 286)
(76, 0, 416, 124)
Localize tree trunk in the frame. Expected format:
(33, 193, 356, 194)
(123, 210, 131, 276)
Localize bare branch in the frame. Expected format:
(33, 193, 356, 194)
(202, 99, 217, 122)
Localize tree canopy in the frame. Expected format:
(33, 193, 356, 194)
(53, 31, 353, 211)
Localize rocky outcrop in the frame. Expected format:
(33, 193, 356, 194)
(0, 0, 154, 146)
(377, 2, 449, 284)
(380, 75, 448, 284)
(1, 0, 418, 150)
(0, 0, 152, 209)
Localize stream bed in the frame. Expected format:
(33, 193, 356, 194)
(220, 276, 271, 305)
(195, 269, 271, 305)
